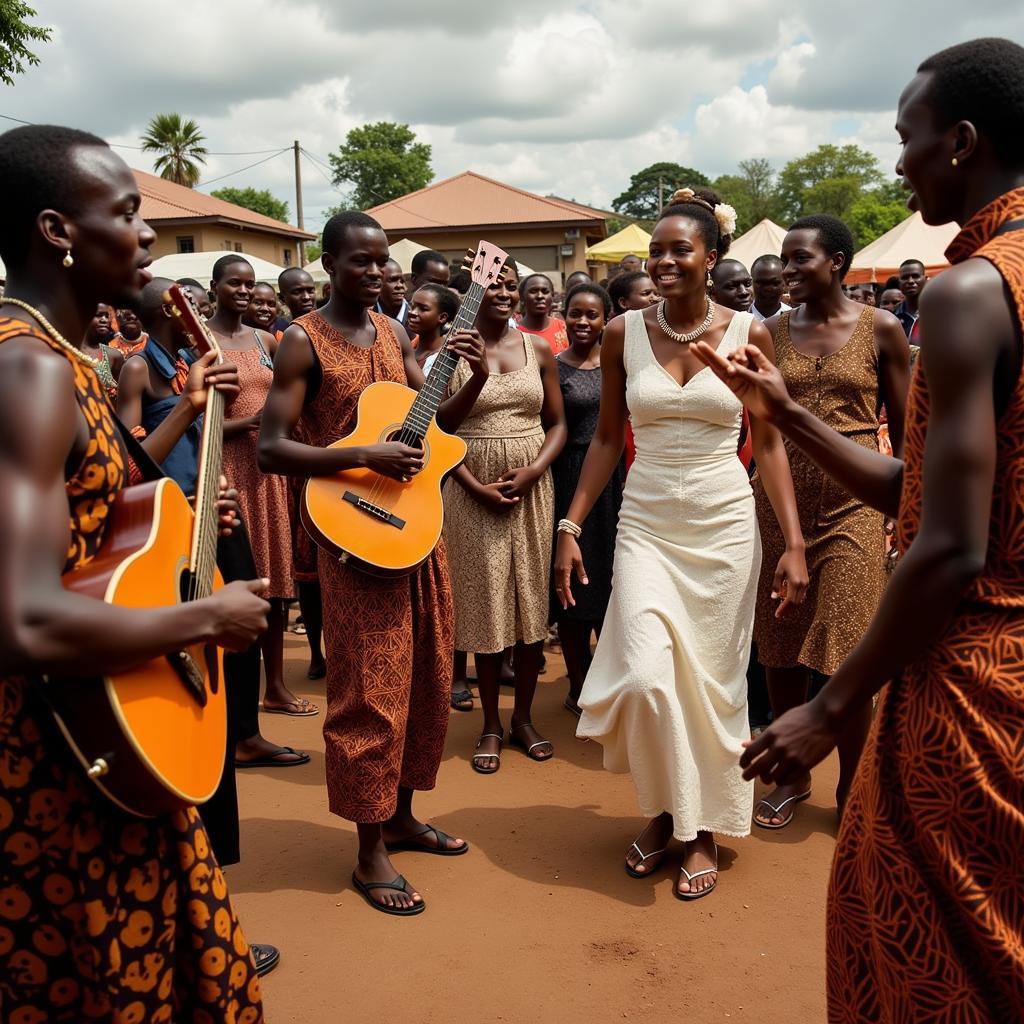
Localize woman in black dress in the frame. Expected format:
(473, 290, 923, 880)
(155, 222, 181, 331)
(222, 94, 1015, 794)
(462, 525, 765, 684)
(552, 282, 624, 715)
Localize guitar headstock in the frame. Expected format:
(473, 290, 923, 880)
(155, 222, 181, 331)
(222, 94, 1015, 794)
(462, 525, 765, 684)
(164, 284, 223, 359)
(461, 240, 512, 290)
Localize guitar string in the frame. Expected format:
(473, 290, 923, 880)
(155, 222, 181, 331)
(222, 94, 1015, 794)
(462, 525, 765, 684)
(362, 281, 486, 508)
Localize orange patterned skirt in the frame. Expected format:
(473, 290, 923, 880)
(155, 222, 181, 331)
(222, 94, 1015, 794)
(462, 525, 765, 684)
(0, 678, 263, 1022)
(827, 605, 1024, 1022)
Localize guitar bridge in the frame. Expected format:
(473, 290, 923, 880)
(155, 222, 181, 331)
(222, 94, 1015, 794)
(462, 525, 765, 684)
(343, 491, 405, 529)
(168, 650, 208, 707)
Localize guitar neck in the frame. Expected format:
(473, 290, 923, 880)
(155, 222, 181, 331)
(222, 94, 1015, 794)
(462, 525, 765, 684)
(188, 384, 225, 600)
(402, 281, 487, 438)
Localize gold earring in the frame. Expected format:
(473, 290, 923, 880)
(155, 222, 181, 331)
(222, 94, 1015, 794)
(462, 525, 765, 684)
(951, 157, 958, 167)
(62, 250, 74, 268)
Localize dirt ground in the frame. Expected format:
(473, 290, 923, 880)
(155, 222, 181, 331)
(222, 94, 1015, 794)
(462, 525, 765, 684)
(231, 634, 840, 1024)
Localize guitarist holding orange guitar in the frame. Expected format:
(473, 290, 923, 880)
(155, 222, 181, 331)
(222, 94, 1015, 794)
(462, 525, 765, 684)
(0, 126, 269, 1021)
(258, 211, 492, 916)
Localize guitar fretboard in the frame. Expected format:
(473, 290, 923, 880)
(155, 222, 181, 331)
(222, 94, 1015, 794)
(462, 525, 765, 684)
(400, 281, 487, 440)
(188, 385, 225, 600)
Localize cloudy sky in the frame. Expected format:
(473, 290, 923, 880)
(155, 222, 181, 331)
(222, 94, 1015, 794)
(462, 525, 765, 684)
(6, 2, 1023, 232)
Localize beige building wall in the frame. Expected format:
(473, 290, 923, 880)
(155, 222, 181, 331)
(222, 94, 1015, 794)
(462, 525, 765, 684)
(391, 225, 603, 287)
(149, 221, 304, 268)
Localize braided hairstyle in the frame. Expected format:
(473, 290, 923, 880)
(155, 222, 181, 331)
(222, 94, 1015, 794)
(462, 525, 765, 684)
(656, 185, 733, 258)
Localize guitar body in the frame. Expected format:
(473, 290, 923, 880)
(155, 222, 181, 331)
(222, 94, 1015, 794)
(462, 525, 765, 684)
(302, 380, 467, 576)
(53, 478, 226, 817)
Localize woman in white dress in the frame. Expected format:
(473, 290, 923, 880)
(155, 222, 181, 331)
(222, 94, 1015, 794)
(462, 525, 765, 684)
(554, 187, 809, 899)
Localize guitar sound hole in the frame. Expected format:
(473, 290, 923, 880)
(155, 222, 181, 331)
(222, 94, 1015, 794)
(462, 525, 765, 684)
(385, 429, 427, 459)
(178, 567, 194, 604)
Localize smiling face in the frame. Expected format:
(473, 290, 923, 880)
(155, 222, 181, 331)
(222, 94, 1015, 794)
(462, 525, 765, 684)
(565, 290, 606, 345)
(711, 261, 753, 312)
(246, 282, 278, 328)
(647, 215, 715, 300)
(480, 267, 520, 324)
(63, 146, 156, 309)
(280, 269, 316, 317)
(213, 260, 256, 316)
(380, 260, 407, 310)
(322, 226, 391, 307)
(781, 228, 843, 304)
(522, 275, 553, 318)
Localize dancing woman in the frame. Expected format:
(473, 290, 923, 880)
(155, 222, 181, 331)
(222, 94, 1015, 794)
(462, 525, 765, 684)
(555, 187, 808, 899)
(696, 38, 1024, 1019)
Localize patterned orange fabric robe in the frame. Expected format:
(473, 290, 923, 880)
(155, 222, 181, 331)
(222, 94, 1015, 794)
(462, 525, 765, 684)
(0, 320, 263, 1022)
(827, 189, 1024, 1022)
(294, 310, 453, 823)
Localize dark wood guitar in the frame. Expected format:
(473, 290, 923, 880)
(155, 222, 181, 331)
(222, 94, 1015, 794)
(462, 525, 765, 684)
(48, 286, 228, 816)
(302, 240, 511, 575)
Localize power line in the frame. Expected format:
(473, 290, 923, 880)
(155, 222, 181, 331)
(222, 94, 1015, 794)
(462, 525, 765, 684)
(198, 148, 290, 187)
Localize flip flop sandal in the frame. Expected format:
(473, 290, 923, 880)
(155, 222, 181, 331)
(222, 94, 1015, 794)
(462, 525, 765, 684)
(385, 824, 469, 857)
(675, 843, 719, 901)
(450, 687, 474, 712)
(235, 745, 311, 769)
(472, 732, 503, 775)
(509, 723, 553, 762)
(262, 698, 320, 717)
(351, 872, 425, 916)
(250, 943, 281, 976)
(754, 790, 811, 830)
(625, 841, 668, 878)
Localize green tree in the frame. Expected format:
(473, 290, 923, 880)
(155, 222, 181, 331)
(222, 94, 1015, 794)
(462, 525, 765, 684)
(211, 186, 289, 222)
(0, 1, 50, 86)
(303, 239, 323, 264)
(846, 191, 912, 250)
(328, 122, 432, 209)
(612, 162, 710, 219)
(776, 144, 883, 222)
(141, 113, 208, 187)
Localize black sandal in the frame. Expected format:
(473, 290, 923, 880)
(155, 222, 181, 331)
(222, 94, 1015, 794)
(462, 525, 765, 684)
(250, 942, 281, 976)
(384, 824, 469, 856)
(509, 722, 553, 761)
(450, 687, 474, 712)
(351, 872, 425, 916)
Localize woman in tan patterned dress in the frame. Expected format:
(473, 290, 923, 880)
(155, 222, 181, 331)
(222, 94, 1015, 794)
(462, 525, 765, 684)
(444, 264, 567, 773)
(258, 211, 490, 915)
(207, 256, 318, 731)
(752, 215, 909, 828)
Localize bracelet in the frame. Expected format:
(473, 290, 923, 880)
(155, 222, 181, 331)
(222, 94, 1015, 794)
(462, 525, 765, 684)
(557, 518, 582, 538)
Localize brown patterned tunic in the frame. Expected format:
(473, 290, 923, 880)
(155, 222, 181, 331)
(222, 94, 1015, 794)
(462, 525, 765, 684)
(0, 318, 262, 1022)
(754, 305, 885, 675)
(294, 310, 453, 823)
(827, 189, 1024, 1021)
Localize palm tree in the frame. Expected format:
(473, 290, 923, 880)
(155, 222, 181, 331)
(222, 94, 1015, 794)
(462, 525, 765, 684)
(141, 114, 208, 187)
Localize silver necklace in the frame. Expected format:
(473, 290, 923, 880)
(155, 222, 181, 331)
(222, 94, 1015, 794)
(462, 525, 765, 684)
(656, 298, 715, 344)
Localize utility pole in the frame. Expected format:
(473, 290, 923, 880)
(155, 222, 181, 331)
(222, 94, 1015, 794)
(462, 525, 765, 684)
(294, 140, 306, 266)
(658, 178, 664, 213)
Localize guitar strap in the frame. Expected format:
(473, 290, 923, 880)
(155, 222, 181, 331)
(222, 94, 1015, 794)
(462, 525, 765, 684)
(110, 410, 167, 484)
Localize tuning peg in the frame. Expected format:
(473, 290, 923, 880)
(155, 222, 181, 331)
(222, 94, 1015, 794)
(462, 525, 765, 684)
(465, 248, 476, 259)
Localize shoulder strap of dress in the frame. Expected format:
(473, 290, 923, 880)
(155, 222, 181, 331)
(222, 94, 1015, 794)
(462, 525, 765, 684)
(621, 308, 649, 376)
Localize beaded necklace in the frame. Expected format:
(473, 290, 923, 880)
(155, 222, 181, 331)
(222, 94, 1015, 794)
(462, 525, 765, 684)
(1, 297, 102, 368)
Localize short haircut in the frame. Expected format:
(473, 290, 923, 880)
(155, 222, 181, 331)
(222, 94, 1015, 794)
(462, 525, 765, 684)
(751, 254, 784, 274)
(278, 266, 312, 289)
(899, 258, 925, 272)
(917, 38, 1024, 166)
(212, 253, 254, 282)
(321, 210, 383, 257)
(0, 124, 110, 269)
(448, 269, 472, 295)
(608, 271, 651, 310)
(788, 215, 855, 280)
(564, 281, 612, 320)
(657, 185, 732, 257)
(411, 249, 447, 275)
(711, 258, 750, 284)
(176, 277, 204, 289)
(413, 282, 460, 325)
(521, 273, 554, 291)
(565, 271, 592, 286)
(137, 276, 177, 327)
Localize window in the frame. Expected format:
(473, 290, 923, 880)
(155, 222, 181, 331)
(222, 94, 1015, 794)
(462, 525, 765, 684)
(176, 236, 195, 253)
(283, 248, 293, 267)
(234, 243, 243, 253)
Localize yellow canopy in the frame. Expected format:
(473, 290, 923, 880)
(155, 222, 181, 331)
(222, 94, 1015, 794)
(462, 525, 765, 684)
(585, 223, 651, 263)
(847, 212, 958, 285)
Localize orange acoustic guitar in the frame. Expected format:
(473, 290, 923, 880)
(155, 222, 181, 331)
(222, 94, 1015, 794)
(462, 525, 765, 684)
(48, 285, 228, 816)
(302, 239, 511, 575)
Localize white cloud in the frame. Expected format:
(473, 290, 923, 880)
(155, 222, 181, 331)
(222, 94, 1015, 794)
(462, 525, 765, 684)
(5, 1, 1021, 231)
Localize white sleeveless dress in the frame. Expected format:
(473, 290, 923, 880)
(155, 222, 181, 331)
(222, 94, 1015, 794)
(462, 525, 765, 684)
(577, 308, 760, 840)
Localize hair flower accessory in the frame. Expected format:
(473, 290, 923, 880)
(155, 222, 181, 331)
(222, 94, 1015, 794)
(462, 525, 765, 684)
(714, 203, 737, 236)
(669, 187, 695, 205)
